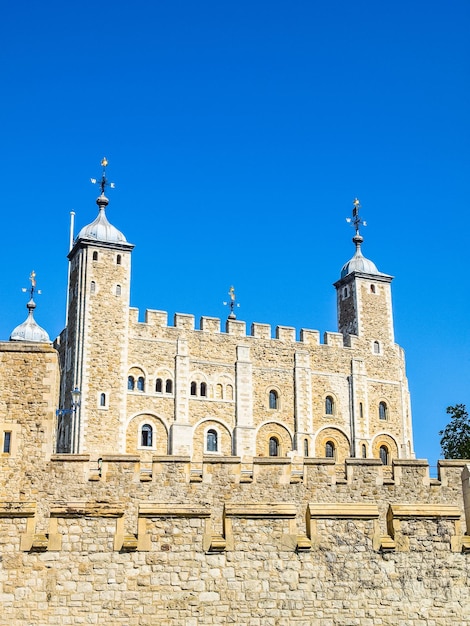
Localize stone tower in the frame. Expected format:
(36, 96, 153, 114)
(333, 200, 413, 459)
(334, 200, 394, 345)
(57, 160, 134, 454)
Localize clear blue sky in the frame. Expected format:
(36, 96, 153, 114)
(1, 0, 468, 468)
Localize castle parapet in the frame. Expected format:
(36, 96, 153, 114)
(226, 318, 246, 336)
(300, 328, 320, 346)
(276, 326, 296, 342)
(251, 322, 271, 339)
(174, 313, 195, 330)
(324, 331, 344, 347)
(200, 316, 221, 333)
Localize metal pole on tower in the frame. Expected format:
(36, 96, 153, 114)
(65, 211, 75, 327)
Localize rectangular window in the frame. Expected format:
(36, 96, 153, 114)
(3, 431, 11, 453)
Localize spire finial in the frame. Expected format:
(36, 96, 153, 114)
(90, 157, 115, 196)
(223, 286, 240, 320)
(22, 270, 42, 309)
(346, 198, 367, 237)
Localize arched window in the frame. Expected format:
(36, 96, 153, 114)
(99, 393, 106, 407)
(90, 281, 96, 294)
(325, 441, 335, 458)
(128, 376, 135, 391)
(116, 254, 121, 265)
(379, 445, 389, 465)
(362, 444, 367, 458)
(137, 376, 145, 392)
(370, 284, 376, 293)
(116, 284, 122, 296)
(325, 396, 334, 415)
(155, 378, 162, 393)
(141, 424, 153, 447)
(269, 437, 279, 457)
(215, 384, 223, 400)
(165, 379, 173, 394)
(269, 389, 279, 410)
(200, 382, 207, 397)
(373, 341, 380, 354)
(190, 381, 197, 396)
(226, 384, 233, 400)
(359, 402, 364, 418)
(206, 429, 218, 452)
(304, 439, 309, 457)
(379, 401, 388, 420)
(92, 251, 98, 261)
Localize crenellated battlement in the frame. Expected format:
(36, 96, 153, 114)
(2, 457, 470, 557)
(128, 307, 365, 349)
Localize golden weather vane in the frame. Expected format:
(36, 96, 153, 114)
(22, 271, 42, 300)
(223, 286, 240, 320)
(346, 198, 367, 236)
(90, 157, 115, 195)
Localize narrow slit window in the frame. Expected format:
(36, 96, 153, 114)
(379, 445, 389, 465)
(200, 382, 207, 397)
(141, 424, 153, 447)
(90, 281, 96, 294)
(92, 251, 98, 261)
(155, 378, 162, 393)
(190, 381, 197, 396)
(373, 341, 380, 354)
(379, 401, 388, 420)
(304, 439, 309, 457)
(99, 393, 106, 407)
(325, 396, 334, 415)
(3, 431, 11, 454)
(116, 254, 122, 265)
(206, 429, 218, 452)
(269, 389, 279, 410)
(165, 379, 173, 394)
(269, 437, 279, 457)
(362, 444, 367, 458)
(116, 284, 122, 296)
(325, 441, 335, 458)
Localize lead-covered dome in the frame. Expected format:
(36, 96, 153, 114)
(340, 234, 384, 278)
(76, 194, 127, 244)
(10, 299, 50, 343)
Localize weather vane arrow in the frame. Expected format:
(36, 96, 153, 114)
(90, 157, 115, 195)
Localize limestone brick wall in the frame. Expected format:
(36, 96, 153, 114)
(1, 456, 470, 625)
(122, 311, 411, 461)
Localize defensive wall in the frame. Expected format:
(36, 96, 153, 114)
(1, 453, 470, 625)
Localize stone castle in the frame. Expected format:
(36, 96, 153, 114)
(1, 163, 469, 625)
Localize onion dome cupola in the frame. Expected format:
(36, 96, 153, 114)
(340, 199, 387, 279)
(334, 199, 395, 342)
(10, 271, 50, 342)
(75, 158, 127, 245)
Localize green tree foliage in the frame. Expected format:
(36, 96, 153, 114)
(439, 404, 470, 459)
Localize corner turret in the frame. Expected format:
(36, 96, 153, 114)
(10, 271, 50, 343)
(334, 199, 394, 344)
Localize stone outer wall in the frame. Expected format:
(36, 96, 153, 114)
(1, 454, 470, 626)
(1, 341, 469, 625)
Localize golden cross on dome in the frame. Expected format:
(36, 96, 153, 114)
(90, 157, 115, 195)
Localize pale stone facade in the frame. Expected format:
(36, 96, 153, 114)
(1, 190, 469, 625)
(55, 194, 413, 468)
